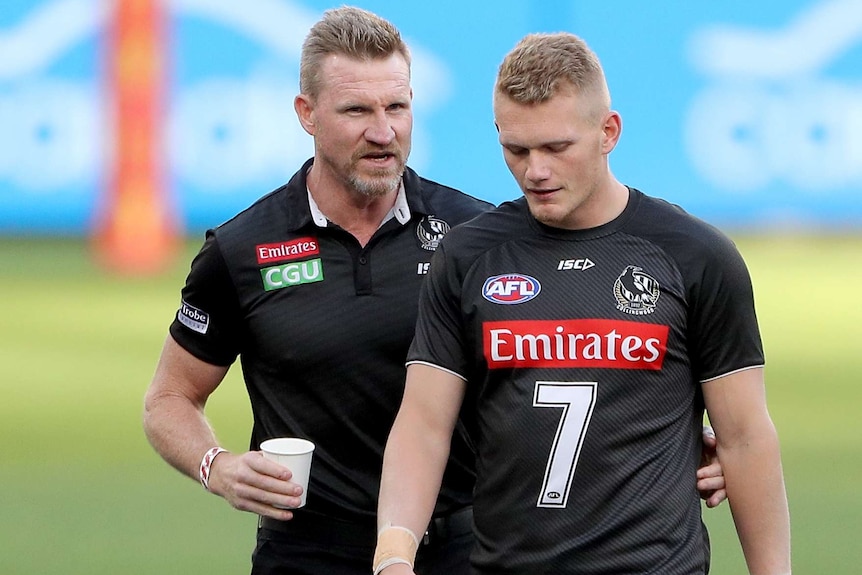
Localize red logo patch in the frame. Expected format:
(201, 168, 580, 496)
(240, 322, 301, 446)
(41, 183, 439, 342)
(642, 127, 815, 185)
(256, 237, 319, 265)
(483, 319, 668, 370)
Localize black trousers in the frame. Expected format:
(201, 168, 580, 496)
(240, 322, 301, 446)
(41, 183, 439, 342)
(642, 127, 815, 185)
(252, 507, 473, 575)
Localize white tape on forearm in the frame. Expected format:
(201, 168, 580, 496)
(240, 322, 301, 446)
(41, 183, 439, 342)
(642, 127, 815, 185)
(373, 557, 412, 575)
(373, 525, 419, 574)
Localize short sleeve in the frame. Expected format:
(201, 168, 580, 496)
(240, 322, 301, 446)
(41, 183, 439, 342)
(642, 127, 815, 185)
(168, 231, 243, 367)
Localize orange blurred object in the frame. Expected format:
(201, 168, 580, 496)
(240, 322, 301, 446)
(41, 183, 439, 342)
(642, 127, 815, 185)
(93, 0, 178, 275)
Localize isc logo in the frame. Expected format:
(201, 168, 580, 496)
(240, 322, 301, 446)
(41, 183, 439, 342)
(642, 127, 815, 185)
(557, 258, 595, 271)
(482, 274, 541, 305)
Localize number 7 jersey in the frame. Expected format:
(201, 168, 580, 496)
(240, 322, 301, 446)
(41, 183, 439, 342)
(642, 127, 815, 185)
(407, 188, 764, 574)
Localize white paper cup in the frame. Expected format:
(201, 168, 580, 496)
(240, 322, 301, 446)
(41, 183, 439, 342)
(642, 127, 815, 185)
(260, 438, 315, 508)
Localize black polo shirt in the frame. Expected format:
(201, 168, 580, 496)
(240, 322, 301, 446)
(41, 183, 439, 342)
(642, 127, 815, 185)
(170, 158, 493, 521)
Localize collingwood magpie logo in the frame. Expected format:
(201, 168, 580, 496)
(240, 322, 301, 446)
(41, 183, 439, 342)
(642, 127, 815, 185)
(416, 215, 451, 251)
(614, 265, 660, 315)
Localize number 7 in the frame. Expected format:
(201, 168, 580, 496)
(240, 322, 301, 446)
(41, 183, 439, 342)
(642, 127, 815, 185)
(533, 382, 597, 508)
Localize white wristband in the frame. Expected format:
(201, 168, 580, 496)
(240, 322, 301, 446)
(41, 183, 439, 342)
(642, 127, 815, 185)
(373, 525, 420, 574)
(373, 557, 412, 575)
(199, 447, 228, 490)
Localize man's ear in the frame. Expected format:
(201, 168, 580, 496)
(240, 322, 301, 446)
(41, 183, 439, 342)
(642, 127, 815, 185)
(294, 94, 315, 136)
(601, 110, 622, 154)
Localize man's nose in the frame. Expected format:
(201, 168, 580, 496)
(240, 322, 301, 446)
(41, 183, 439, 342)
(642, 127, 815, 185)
(524, 152, 551, 181)
(365, 111, 396, 145)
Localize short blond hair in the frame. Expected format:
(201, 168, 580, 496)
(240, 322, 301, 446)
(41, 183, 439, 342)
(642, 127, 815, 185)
(495, 33, 610, 116)
(300, 6, 411, 99)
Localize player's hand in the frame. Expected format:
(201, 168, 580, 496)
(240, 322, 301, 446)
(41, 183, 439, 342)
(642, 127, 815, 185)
(207, 451, 304, 519)
(696, 425, 727, 508)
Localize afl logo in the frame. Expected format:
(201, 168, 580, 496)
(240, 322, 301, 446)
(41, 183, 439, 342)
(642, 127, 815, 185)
(416, 215, 451, 251)
(482, 274, 541, 305)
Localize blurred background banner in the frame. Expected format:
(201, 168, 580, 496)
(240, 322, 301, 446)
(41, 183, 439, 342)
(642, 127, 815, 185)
(1, 0, 860, 239)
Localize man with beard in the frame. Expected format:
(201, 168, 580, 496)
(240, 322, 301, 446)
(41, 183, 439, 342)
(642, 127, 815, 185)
(143, 8, 728, 575)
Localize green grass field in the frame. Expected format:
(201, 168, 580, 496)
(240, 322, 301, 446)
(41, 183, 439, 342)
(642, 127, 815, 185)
(1, 236, 860, 574)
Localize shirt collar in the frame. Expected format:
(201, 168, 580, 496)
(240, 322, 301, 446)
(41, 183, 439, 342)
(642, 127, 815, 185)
(306, 180, 411, 228)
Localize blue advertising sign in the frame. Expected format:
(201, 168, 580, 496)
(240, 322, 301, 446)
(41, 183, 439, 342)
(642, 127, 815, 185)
(1, 0, 860, 234)
(575, 0, 862, 229)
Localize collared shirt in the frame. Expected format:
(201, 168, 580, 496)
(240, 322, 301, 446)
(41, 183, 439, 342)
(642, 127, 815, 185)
(169, 158, 492, 522)
(307, 182, 411, 228)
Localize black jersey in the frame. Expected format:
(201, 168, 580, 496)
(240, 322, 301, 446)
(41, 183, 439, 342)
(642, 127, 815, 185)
(408, 189, 764, 574)
(169, 158, 492, 522)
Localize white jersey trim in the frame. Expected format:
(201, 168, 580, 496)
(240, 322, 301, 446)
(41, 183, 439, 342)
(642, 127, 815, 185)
(404, 360, 468, 382)
(700, 363, 764, 383)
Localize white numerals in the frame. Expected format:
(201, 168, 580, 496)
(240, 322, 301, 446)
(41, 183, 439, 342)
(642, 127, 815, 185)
(533, 382, 597, 508)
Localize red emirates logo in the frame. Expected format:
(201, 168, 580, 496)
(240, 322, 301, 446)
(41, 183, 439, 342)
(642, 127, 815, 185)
(483, 319, 668, 370)
(256, 237, 319, 264)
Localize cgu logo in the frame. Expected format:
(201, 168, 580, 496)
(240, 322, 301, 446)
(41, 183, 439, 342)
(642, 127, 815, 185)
(482, 274, 541, 305)
(261, 258, 324, 291)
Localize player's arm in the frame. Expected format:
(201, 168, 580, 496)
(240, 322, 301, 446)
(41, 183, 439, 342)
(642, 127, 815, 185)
(143, 335, 302, 518)
(702, 366, 791, 574)
(375, 363, 467, 574)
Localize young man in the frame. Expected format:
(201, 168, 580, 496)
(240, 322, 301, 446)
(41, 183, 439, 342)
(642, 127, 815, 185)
(143, 9, 727, 575)
(376, 33, 790, 575)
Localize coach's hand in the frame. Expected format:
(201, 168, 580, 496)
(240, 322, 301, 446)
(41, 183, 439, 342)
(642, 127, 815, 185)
(207, 451, 304, 519)
(697, 425, 727, 508)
